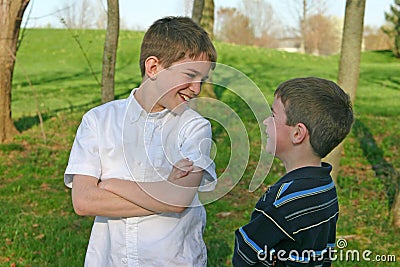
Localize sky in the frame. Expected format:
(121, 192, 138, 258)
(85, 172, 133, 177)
(23, 0, 394, 30)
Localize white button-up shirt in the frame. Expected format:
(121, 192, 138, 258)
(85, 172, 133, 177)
(65, 89, 216, 266)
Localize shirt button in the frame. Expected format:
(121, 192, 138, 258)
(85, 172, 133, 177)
(122, 258, 127, 264)
(137, 161, 143, 166)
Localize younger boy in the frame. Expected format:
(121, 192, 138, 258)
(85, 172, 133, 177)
(232, 77, 354, 266)
(64, 16, 217, 266)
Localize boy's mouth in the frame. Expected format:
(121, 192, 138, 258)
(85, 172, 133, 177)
(179, 93, 191, 102)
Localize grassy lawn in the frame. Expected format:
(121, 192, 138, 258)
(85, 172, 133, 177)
(0, 29, 399, 266)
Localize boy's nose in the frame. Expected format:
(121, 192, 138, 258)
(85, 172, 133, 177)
(263, 118, 270, 125)
(191, 82, 201, 96)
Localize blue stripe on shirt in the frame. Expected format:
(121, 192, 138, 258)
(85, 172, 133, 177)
(273, 181, 335, 208)
(238, 227, 264, 253)
(276, 181, 293, 199)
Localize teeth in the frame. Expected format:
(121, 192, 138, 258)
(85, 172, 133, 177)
(180, 93, 190, 101)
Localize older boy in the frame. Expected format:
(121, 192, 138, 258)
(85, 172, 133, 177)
(232, 77, 354, 266)
(65, 17, 217, 266)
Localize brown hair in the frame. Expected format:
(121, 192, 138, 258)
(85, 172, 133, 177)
(275, 77, 354, 158)
(139, 16, 217, 77)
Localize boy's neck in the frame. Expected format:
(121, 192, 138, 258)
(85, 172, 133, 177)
(282, 157, 322, 173)
(134, 85, 161, 113)
(279, 138, 322, 173)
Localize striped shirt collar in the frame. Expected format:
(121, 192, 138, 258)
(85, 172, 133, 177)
(278, 162, 333, 184)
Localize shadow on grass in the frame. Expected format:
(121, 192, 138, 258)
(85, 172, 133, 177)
(13, 70, 100, 88)
(372, 49, 394, 55)
(352, 119, 399, 208)
(0, 143, 25, 152)
(14, 86, 136, 132)
(14, 55, 136, 88)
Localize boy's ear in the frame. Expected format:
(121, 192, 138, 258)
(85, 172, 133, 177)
(291, 122, 308, 144)
(144, 56, 160, 80)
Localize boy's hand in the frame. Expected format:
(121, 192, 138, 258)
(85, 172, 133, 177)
(97, 178, 115, 190)
(168, 158, 194, 182)
(97, 158, 194, 189)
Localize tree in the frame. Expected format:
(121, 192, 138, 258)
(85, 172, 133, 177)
(304, 14, 341, 55)
(101, 0, 119, 103)
(95, 1, 108, 29)
(191, 0, 204, 25)
(216, 8, 254, 45)
(200, 0, 214, 40)
(190, 0, 217, 99)
(324, 0, 365, 181)
(364, 26, 391, 51)
(289, 0, 315, 53)
(239, 0, 281, 48)
(299, 0, 307, 53)
(382, 0, 400, 57)
(215, 0, 280, 48)
(239, 0, 277, 38)
(58, 0, 95, 29)
(291, 0, 332, 54)
(393, 178, 400, 228)
(191, 0, 214, 40)
(0, 0, 30, 143)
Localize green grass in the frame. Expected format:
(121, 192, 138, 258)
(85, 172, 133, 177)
(0, 28, 399, 266)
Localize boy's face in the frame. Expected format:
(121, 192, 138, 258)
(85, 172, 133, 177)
(263, 96, 292, 159)
(151, 55, 212, 113)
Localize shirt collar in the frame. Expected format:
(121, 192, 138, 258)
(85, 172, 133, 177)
(278, 162, 333, 184)
(126, 89, 170, 123)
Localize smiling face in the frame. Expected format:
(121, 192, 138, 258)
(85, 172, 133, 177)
(149, 55, 212, 113)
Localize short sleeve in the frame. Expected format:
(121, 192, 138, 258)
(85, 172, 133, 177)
(179, 117, 217, 192)
(64, 113, 101, 188)
(233, 206, 291, 266)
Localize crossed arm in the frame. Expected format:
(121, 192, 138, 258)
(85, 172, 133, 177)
(71, 159, 203, 217)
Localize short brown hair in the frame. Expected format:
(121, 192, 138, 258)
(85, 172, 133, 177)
(275, 77, 354, 158)
(139, 16, 217, 77)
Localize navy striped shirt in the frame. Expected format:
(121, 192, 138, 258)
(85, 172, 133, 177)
(233, 163, 337, 266)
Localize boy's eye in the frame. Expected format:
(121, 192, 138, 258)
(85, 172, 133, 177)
(186, 73, 196, 79)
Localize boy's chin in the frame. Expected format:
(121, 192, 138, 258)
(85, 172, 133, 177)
(265, 144, 276, 156)
(170, 102, 188, 115)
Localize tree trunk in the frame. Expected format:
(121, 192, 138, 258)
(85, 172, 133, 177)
(0, 0, 30, 143)
(101, 0, 119, 104)
(192, 0, 205, 25)
(324, 0, 365, 181)
(393, 187, 400, 227)
(198, 0, 216, 99)
(200, 0, 214, 40)
(394, 1, 400, 58)
(299, 0, 306, 53)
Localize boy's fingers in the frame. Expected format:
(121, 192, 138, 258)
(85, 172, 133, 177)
(184, 166, 194, 172)
(174, 158, 193, 169)
(180, 159, 193, 165)
(176, 171, 189, 179)
(174, 167, 193, 175)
